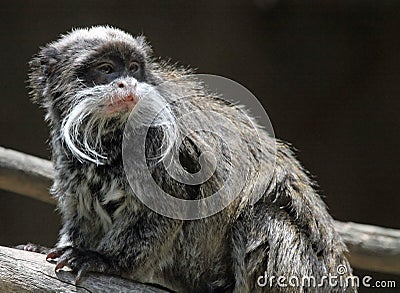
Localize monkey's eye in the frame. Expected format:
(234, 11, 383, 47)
(96, 63, 115, 74)
(129, 62, 140, 73)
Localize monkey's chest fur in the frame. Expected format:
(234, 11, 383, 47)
(53, 145, 235, 290)
(56, 162, 130, 247)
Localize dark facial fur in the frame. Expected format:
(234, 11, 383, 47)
(29, 26, 355, 292)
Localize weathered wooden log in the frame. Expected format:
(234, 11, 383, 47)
(0, 146, 55, 204)
(335, 221, 400, 275)
(0, 246, 168, 292)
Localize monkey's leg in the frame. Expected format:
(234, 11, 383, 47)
(231, 208, 310, 293)
(231, 201, 354, 293)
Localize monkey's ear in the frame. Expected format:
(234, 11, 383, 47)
(28, 46, 60, 104)
(135, 35, 153, 57)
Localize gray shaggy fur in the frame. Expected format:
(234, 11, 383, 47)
(27, 26, 355, 292)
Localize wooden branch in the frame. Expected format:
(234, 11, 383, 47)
(1, 146, 400, 276)
(0, 246, 168, 292)
(334, 221, 400, 275)
(0, 146, 55, 204)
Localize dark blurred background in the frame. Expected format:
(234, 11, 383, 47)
(0, 0, 399, 290)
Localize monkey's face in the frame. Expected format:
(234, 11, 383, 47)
(73, 44, 149, 117)
(79, 55, 142, 115)
(28, 26, 176, 164)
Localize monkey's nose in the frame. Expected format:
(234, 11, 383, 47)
(113, 79, 137, 89)
(116, 81, 126, 88)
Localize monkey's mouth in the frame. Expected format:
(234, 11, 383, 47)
(104, 93, 138, 114)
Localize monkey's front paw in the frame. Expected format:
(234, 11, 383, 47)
(46, 247, 115, 284)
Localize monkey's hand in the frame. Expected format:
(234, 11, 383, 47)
(15, 243, 51, 254)
(46, 246, 119, 284)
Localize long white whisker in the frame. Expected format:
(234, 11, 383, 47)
(61, 92, 108, 165)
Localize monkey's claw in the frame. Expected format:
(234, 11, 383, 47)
(46, 246, 71, 260)
(46, 247, 114, 284)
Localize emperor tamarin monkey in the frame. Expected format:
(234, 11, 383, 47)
(25, 26, 355, 292)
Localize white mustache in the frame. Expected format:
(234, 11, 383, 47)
(60, 82, 178, 165)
